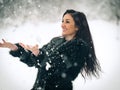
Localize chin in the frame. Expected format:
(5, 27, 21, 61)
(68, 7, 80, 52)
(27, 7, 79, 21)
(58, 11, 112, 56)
(62, 33, 66, 37)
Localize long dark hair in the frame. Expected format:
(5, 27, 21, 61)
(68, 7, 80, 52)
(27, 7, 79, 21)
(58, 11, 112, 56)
(63, 9, 101, 78)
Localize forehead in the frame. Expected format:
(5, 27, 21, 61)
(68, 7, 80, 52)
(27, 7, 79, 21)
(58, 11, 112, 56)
(63, 14, 74, 20)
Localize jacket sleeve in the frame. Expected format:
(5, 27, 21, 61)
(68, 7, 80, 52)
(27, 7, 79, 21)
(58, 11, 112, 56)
(9, 37, 60, 67)
(9, 43, 44, 67)
(9, 43, 24, 57)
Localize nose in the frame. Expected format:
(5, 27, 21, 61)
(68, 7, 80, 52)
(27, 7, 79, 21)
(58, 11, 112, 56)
(61, 22, 65, 28)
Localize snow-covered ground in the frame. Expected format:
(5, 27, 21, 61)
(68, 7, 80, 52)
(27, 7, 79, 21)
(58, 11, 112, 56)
(0, 20, 120, 90)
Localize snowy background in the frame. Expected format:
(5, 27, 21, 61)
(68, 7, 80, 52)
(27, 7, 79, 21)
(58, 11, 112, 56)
(0, 0, 120, 90)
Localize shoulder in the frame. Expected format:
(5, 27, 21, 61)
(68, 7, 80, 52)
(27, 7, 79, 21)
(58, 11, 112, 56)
(75, 38, 89, 53)
(50, 36, 65, 43)
(75, 38, 88, 47)
(51, 36, 64, 41)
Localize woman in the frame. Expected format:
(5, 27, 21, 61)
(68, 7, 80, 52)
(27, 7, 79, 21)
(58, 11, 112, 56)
(0, 9, 101, 90)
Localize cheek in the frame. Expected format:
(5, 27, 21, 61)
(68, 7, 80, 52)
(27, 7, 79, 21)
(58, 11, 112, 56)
(69, 25, 76, 32)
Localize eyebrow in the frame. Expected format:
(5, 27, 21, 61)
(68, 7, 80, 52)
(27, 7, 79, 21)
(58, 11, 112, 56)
(66, 19, 70, 20)
(62, 19, 71, 21)
(62, 19, 70, 21)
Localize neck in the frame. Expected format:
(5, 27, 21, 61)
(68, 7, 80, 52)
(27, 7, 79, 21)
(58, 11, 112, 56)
(64, 34, 75, 41)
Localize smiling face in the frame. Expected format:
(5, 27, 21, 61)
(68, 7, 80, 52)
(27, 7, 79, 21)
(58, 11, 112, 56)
(61, 14, 78, 40)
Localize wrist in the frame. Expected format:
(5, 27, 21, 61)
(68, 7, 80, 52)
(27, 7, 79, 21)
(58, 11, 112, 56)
(32, 49, 40, 56)
(10, 44, 18, 51)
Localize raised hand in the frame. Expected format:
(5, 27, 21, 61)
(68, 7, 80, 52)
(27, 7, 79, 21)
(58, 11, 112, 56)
(19, 43, 40, 56)
(0, 39, 18, 51)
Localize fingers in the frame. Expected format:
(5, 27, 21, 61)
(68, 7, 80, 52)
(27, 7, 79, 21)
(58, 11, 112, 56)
(19, 43, 39, 53)
(19, 43, 32, 50)
(2, 39, 6, 43)
(19, 43, 25, 48)
(26, 45, 31, 50)
(0, 39, 6, 44)
(0, 39, 6, 47)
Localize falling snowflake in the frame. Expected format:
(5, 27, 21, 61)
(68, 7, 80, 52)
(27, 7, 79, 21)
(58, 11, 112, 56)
(27, 0, 32, 3)
(13, 11, 16, 16)
(60, 54, 63, 58)
(37, 86, 42, 90)
(46, 51, 49, 55)
(61, 72, 67, 78)
(74, 62, 78, 66)
(28, 11, 32, 15)
(90, 46, 93, 49)
(19, 6, 22, 9)
(46, 62, 51, 70)
(89, 53, 92, 57)
(38, 5, 41, 8)
(55, 85, 59, 88)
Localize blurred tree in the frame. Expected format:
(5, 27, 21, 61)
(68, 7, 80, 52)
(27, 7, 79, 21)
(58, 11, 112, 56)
(109, 0, 120, 25)
(0, 0, 120, 27)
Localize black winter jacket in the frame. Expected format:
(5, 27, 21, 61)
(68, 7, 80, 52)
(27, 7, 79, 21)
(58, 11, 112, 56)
(9, 36, 88, 90)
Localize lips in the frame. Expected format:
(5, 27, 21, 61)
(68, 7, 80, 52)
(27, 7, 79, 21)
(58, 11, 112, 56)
(62, 28, 67, 32)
